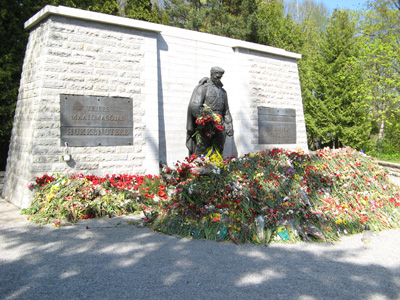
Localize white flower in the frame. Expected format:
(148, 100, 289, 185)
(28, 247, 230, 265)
(188, 184, 195, 194)
(212, 168, 220, 174)
(122, 199, 131, 205)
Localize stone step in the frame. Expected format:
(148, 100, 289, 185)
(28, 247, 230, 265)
(377, 161, 400, 177)
(388, 170, 400, 177)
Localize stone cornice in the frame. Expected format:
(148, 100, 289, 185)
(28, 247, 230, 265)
(25, 5, 301, 60)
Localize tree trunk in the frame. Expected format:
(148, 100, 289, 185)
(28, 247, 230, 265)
(378, 121, 385, 141)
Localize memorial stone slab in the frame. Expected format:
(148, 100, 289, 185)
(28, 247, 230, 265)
(60, 94, 133, 147)
(258, 107, 296, 144)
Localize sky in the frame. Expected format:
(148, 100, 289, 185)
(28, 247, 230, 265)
(317, 0, 368, 11)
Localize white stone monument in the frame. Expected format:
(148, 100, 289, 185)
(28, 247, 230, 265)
(3, 5, 307, 208)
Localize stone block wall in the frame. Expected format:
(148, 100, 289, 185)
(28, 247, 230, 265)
(156, 30, 306, 163)
(3, 6, 307, 208)
(237, 48, 308, 154)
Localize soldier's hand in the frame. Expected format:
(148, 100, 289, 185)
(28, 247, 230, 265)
(226, 128, 234, 136)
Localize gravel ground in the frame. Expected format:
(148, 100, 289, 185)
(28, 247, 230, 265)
(1, 177, 400, 300)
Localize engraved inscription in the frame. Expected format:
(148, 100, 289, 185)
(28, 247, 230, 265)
(63, 128, 130, 136)
(70, 114, 126, 121)
(60, 94, 133, 146)
(86, 105, 110, 112)
(262, 115, 295, 122)
(258, 107, 296, 144)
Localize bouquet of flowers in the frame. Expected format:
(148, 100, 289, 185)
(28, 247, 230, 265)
(193, 104, 224, 143)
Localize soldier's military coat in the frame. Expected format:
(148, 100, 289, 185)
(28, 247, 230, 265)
(186, 78, 233, 156)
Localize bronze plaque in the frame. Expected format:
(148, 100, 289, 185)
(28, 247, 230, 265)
(258, 107, 296, 144)
(60, 94, 133, 146)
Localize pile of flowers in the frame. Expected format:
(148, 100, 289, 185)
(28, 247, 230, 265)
(22, 148, 400, 245)
(155, 148, 400, 244)
(23, 173, 167, 225)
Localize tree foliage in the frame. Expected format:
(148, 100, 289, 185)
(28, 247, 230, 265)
(49, 0, 121, 15)
(0, 0, 44, 170)
(256, 0, 303, 51)
(303, 9, 371, 150)
(357, 0, 400, 153)
(157, 0, 303, 51)
(158, 0, 259, 41)
(124, 0, 159, 22)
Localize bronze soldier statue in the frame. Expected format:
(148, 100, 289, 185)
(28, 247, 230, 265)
(186, 66, 234, 156)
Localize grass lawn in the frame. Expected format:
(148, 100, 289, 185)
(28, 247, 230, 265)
(369, 153, 400, 164)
